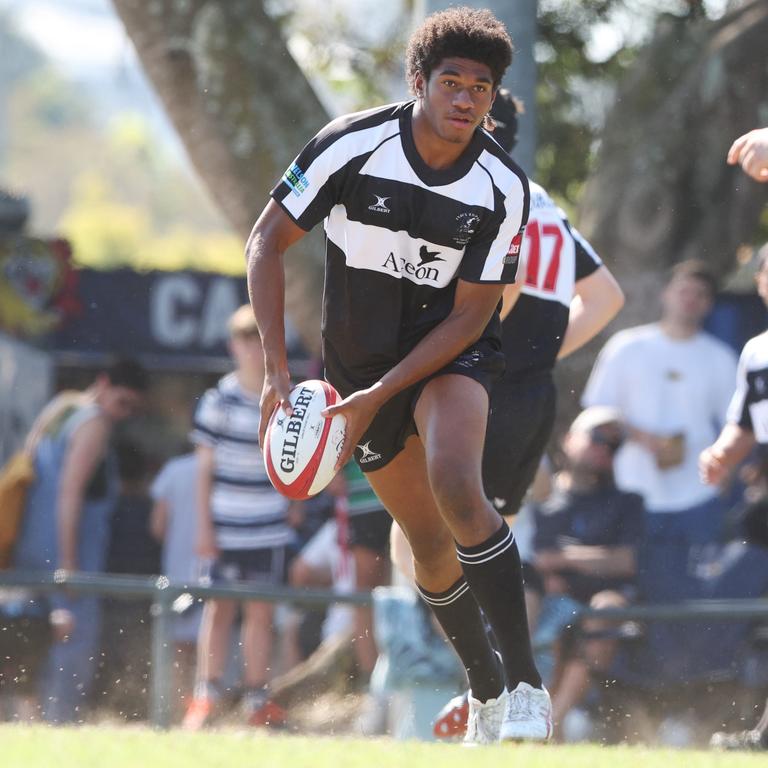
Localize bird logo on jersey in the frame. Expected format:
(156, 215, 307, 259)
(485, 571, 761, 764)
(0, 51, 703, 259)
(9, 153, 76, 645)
(418, 245, 445, 266)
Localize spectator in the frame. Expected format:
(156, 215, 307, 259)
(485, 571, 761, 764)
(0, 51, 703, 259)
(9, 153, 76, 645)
(149, 449, 202, 715)
(182, 305, 293, 730)
(531, 406, 645, 739)
(583, 260, 737, 591)
(97, 439, 160, 719)
(11, 359, 148, 723)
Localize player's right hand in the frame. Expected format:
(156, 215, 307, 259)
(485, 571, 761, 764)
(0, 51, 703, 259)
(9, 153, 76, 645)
(259, 368, 293, 446)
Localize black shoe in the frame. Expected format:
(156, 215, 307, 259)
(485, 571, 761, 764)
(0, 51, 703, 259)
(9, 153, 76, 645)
(710, 729, 766, 751)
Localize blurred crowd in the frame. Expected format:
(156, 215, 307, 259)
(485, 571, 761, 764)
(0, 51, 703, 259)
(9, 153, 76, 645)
(2, 248, 768, 747)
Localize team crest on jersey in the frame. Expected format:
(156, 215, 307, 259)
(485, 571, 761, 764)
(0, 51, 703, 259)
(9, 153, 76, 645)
(368, 195, 391, 214)
(504, 230, 523, 265)
(283, 163, 310, 197)
(453, 212, 481, 246)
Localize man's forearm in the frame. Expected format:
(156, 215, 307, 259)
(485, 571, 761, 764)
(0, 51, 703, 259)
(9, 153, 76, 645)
(246, 229, 288, 373)
(708, 423, 755, 472)
(376, 303, 494, 403)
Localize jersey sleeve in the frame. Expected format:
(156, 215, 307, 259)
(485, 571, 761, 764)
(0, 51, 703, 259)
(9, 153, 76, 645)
(459, 167, 529, 285)
(270, 115, 364, 232)
(570, 225, 603, 281)
(190, 388, 224, 448)
(726, 343, 752, 430)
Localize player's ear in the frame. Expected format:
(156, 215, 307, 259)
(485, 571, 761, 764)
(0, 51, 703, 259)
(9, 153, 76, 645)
(413, 71, 425, 99)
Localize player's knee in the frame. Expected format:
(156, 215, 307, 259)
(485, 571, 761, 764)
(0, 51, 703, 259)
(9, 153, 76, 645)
(429, 461, 483, 526)
(409, 526, 455, 572)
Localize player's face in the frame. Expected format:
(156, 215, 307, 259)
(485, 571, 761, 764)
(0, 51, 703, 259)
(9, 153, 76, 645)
(414, 57, 495, 146)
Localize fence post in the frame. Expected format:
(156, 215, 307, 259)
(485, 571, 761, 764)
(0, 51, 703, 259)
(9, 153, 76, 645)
(149, 577, 174, 729)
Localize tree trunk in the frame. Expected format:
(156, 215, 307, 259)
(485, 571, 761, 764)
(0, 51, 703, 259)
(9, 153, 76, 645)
(579, 0, 768, 330)
(553, 1, 768, 425)
(111, 0, 329, 355)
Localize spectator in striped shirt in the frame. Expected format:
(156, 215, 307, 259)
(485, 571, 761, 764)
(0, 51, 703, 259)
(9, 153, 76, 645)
(182, 305, 293, 730)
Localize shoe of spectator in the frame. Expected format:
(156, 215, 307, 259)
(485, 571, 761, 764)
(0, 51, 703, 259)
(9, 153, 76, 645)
(499, 682, 553, 742)
(464, 689, 509, 745)
(710, 729, 766, 751)
(433, 690, 469, 739)
(182, 696, 217, 731)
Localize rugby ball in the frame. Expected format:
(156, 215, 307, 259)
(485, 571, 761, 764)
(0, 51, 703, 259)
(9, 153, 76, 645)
(264, 380, 346, 500)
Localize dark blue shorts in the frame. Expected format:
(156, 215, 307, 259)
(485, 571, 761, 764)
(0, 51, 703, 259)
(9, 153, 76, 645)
(211, 546, 287, 586)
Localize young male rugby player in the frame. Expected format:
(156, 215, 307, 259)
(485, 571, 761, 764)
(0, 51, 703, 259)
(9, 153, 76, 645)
(247, 7, 549, 743)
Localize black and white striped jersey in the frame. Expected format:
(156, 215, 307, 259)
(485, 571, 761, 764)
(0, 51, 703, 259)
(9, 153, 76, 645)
(727, 330, 768, 444)
(271, 100, 529, 389)
(501, 182, 602, 376)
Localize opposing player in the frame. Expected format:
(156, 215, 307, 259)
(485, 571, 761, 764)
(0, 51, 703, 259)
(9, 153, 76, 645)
(700, 244, 768, 752)
(248, 7, 549, 744)
(428, 89, 625, 738)
(483, 90, 625, 516)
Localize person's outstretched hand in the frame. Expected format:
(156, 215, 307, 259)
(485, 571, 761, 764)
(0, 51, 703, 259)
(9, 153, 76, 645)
(728, 127, 768, 183)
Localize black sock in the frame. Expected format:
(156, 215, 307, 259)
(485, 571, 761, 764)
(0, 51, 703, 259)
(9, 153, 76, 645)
(417, 576, 504, 702)
(456, 521, 542, 690)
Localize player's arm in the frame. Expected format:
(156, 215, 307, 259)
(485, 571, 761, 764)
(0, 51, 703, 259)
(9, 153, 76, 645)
(727, 127, 768, 182)
(246, 200, 309, 443)
(558, 267, 624, 360)
(499, 279, 523, 321)
(699, 422, 755, 486)
(325, 279, 505, 468)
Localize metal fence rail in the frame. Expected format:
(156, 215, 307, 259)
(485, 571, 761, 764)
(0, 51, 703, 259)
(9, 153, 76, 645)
(2, 569, 768, 729)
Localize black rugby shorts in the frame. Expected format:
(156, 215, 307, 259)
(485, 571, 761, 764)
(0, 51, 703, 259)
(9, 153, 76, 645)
(482, 369, 556, 515)
(327, 339, 505, 473)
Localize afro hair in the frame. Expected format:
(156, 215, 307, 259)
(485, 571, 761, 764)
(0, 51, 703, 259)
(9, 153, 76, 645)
(405, 6, 514, 93)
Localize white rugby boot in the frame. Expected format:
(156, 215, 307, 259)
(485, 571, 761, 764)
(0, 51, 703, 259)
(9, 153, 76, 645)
(463, 688, 509, 746)
(499, 681, 553, 742)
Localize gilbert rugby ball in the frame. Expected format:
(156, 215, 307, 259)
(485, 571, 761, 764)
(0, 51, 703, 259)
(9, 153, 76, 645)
(264, 379, 346, 500)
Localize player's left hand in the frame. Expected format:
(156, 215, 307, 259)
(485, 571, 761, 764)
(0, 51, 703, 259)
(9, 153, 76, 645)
(322, 384, 387, 470)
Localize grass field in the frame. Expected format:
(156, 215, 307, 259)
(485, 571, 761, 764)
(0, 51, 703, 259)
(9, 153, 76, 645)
(1, 727, 766, 768)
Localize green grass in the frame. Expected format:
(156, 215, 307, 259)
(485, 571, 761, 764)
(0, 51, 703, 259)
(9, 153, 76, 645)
(0, 727, 766, 768)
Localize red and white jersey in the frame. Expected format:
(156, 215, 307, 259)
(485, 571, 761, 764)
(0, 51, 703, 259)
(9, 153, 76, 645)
(501, 181, 602, 375)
